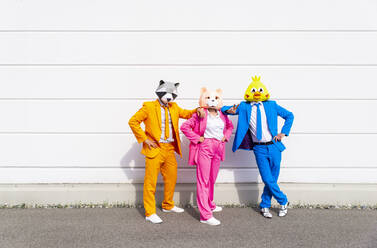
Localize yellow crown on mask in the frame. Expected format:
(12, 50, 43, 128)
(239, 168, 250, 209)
(251, 76, 261, 82)
(244, 76, 270, 102)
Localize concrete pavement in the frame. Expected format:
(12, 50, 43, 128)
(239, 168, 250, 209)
(0, 207, 376, 248)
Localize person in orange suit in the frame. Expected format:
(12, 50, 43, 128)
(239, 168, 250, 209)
(129, 80, 203, 224)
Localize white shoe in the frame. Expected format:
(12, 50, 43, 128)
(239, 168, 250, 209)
(212, 206, 223, 212)
(200, 217, 221, 226)
(279, 203, 289, 217)
(145, 214, 163, 224)
(260, 208, 272, 218)
(162, 206, 184, 213)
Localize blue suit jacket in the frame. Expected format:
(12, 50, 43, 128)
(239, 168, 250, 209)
(221, 100, 294, 152)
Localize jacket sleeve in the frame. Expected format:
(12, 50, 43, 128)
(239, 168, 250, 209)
(276, 102, 294, 136)
(221, 103, 241, 116)
(177, 105, 197, 119)
(223, 115, 234, 142)
(180, 114, 201, 144)
(128, 103, 149, 143)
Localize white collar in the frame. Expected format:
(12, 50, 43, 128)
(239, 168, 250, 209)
(158, 99, 168, 107)
(207, 110, 219, 117)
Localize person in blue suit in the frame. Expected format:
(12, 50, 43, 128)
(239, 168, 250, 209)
(222, 76, 294, 218)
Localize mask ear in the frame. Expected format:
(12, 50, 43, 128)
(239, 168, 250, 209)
(200, 87, 208, 94)
(174, 83, 180, 87)
(199, 87, 208, 108)
(215, 88, 223, 96)
(159, 80, 165, 86)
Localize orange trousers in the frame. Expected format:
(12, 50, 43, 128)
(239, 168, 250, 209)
(144, 143, 177, 217)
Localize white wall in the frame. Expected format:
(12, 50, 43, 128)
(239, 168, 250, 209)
(0, 0, 377, 186)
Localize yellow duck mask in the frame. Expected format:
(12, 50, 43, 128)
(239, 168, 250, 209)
(244, 76, 270, 102)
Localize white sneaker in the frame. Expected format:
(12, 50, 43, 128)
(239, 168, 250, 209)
(260, 208, 272, 218)
(212, 206, 223, 212)
(279, 203, 289, 217)
(200, 217, 221, 226)
(145, 214, 163, 224)
(162, 206, 184, 213)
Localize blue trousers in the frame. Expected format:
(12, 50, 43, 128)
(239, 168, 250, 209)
(253, 144, 288, 208)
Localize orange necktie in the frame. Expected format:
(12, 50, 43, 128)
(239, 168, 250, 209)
(164, 106, 169, 140)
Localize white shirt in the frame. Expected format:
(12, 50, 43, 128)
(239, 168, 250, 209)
(249, 102, 273, 142)
(159, 101, 174, 143)
(204, 112, 225, 141)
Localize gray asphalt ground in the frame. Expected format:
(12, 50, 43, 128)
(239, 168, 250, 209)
(0, 207, 376, 248)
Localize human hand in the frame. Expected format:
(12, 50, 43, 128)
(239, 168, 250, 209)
(226, 104, 239, 114)
(273, 133, 286, 142)
(221, 137, 227, 142)
(198, 137, 205, 143)
(197, 107, 205, 118)
(144, 139, 158, 149)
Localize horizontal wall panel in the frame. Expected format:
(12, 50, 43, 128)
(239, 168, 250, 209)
(0, 167, 376, 184)
(0, 0, 376, 30)
(0, 100, 376, 133)
(1, 0, 376, 188)
(1, 32, 377, 64)
(1, 66, 377, 100)
(0, 134, 375, 169)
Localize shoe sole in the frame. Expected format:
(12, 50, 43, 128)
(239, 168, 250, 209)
(145, 219, 163, 224)
(260, 213, 272, 218)
(162, 209, 184, 213)
(200, 220, 221, 226)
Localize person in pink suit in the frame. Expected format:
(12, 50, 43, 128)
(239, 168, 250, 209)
(181, 87, 233, 226)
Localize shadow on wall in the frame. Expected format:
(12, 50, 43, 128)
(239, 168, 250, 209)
(176, 116, 261, 208)
(119, 135, 261, 217)
(177, 137, 197, 207)
(120, 140, 197, 217)
(119, 141, 143, 204)
(224, 134, 260, 207)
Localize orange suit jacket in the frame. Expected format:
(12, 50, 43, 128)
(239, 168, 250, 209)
(128, 100, 196, 158)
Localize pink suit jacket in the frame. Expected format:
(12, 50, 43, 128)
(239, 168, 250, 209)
(180, 109, 234, 166)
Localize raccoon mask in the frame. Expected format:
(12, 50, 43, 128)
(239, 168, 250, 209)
(156, 80, 180, 104)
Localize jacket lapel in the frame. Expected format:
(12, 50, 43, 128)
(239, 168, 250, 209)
(199, 109, 208, 135)
(219, 110, 226, 123)
(155, 100, 162, 129)
(168, 102, 178, 134)
(245, 102, 252, 125)
(219, 111, 227, 134)
(262, 101, 272, 133)
(204, 110, 208, 134)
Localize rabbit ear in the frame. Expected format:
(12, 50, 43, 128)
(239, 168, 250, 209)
(200, 87, 208, 94)
(216, 88, 223, 96)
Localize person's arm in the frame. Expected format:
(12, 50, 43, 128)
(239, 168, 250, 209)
(275, 102, 294, 139)
(177, 104, 197, 119)
(128, 103, 149, 143)
(221, 104, 240, 116)
(180, 114, 202, 144)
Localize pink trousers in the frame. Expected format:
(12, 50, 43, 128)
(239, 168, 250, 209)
(196, 138, 224, 221)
